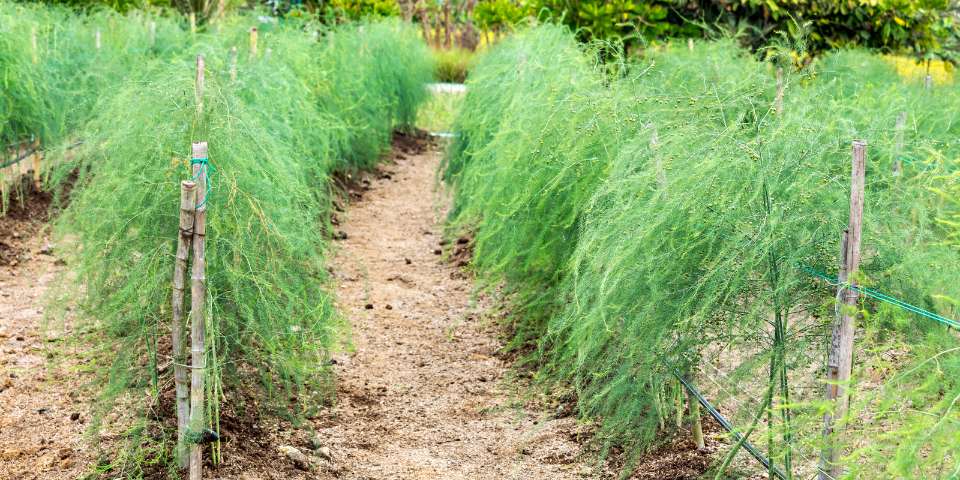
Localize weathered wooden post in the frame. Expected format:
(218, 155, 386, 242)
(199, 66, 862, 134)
(820, 140, 866, 480)
(172, 180, 196, 469)
(775, 68, 784, 115)
(648, 123, 666, 191)
(30, 138, 41, 191)
(31, 27, 38, 65)
(249, 27, 258, 59)
(188, 54, 209, 480)
(188, 141, 208, 480)
(893, 112, 906, 177)
(229, 46, 238, 81)
(95, 29, 101, 50)
(195, 55, 205, 118)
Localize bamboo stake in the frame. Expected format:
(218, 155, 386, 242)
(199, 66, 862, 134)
(187, 56, 209, 480)
(188, 141, 208, 480)
(195, 55, 205, 118)
(774, 68, 784, 115)
(30, 27, 38, 65)
(149, 21, 156, 48)
(648, 123, 666, 191)
(687, 38, 693, 51)
(172, 180, 196, 469)
(30, 138, 41, 191)
(249, 27, 258, 59)
(924, 74, 933, 90)
(189, 12, 196, 34)
(893, 112, 906, 176)
(820, 140, 866, 480)
(229, 46, 238, 82)
(95, 29, 101, 50)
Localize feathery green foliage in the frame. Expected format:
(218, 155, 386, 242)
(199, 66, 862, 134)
(446, 25, 960, 477)
(30, 15, 430, 474)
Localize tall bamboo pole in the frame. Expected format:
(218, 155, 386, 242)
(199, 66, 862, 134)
(229, 46, 238, 82)
(30, 138, 41, 191)
(774, 68, 784, 115)
(820, 140, 866, 480)
(30, 27, 38, 65)
(172, 180, 196, 469)
(195, 55, 205, 118)
(892, 112, 906, 177)
(188, 54, 209, 480)
(188, 141, 208, 480)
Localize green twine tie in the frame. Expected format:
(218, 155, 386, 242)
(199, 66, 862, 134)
(190, 156, 214, 209)
(800, 265, 960, 329)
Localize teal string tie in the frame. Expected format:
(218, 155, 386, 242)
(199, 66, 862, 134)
(190, 156, 215, 209)
(800, 265, 960, 330)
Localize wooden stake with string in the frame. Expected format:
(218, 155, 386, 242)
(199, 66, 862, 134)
(893, 112, 906, 176)
(31, 27, 38, 65)
(229, 46, 238, 81)
(188, 54, 209, 480)
(172, 180, 196, 469)
(775, 68, 784, 115)
(30, 138, 41, 191)
(820, 140, 866, 480)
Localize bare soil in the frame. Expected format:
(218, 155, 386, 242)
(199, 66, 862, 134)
(309, 137, 601, 480)
(0, 191, 95, 480)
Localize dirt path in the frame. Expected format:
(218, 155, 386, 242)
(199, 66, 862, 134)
(313, 139, 597, 479)
(0, 195, 93, 480)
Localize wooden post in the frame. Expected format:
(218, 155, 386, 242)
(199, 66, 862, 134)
(820, 140, 866, 480)
(149, 21, 156, 48)
(229, 46, 238, 82)
(893, 112, 906, 177)
(188, 142, 208, 480)
(195, 55, 205, 118)
(172, 180, 196, 469)
(249, 27, 258, 59)
(189, 12, 196, 34)
(775, 68, 784, 115)
(649, 123, 666, 190)
(924, 74, 932, 90)
(30, 138, 41, 191)
(687, 38, 693, 51)
(95, 29, 101, 50)
(30, 27, 38, 65)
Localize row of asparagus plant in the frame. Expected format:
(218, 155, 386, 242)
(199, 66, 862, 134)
(445, 25, 959, 479)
